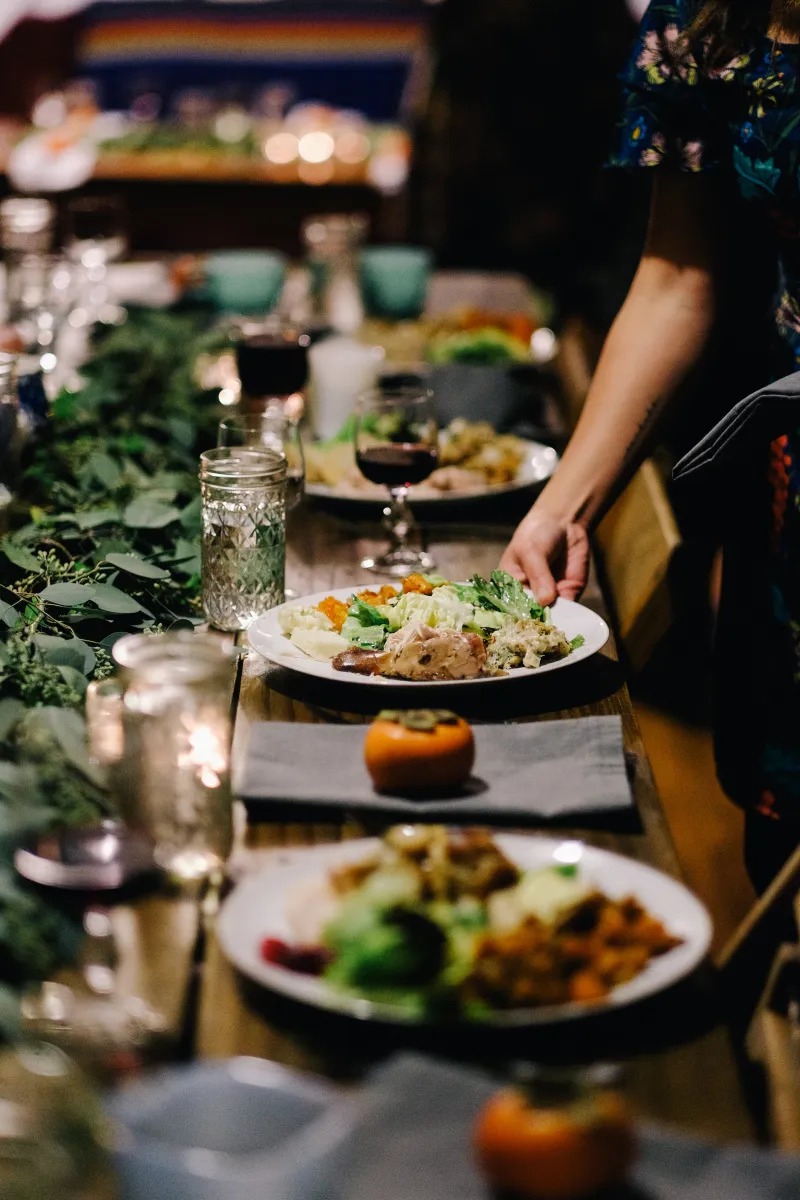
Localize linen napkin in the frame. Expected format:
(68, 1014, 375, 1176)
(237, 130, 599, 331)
(336, 1054, 800, 1200)
(673, 368, 800, 481)
(237, 715, 632, 820)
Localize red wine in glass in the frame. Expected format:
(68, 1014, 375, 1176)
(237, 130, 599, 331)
(356, 443, 438, 489)
(236, 331, 309, 401)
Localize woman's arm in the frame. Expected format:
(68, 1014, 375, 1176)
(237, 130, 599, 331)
(501, 170, 722, 603)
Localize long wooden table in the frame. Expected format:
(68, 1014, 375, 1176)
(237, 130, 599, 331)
(106, 504, 756, 1151)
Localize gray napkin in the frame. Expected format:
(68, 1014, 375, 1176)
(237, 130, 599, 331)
(238, 715, 632, 819)
(337, 1055, 800, 1200)
(673, 368, 800, 481)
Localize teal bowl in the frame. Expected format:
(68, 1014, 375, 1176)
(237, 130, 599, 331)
(360, 246, 433, 319)
(205, 251, 287, 314)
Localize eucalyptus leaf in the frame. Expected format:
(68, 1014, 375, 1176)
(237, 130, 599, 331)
(123, 495, 181, 529)
(99, 631, 127, 650)
(106, 553, 170, 580)
(2, 541, 41, 573)
(18, 707, 106, 788)
(171, 551, 201, 576)
(167, 416, 195, 449)
(86, 450, 121, 490)
(172, 538, 201, 562)
(180, 495, 202, 534)
(0, 600, 19, 629)
(89, 584, 142, 614)
(38, 582, 97, 606)
(57, 508, 120, 530)
(34, 634, 96, 675)
(94, 538, 132, 562)
(56, 665, 89, 697)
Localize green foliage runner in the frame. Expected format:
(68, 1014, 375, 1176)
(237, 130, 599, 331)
(0, 310, 228, 1028)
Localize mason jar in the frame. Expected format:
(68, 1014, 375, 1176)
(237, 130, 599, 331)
(111, 631, 235, 882)
(200, 446, 286, 631)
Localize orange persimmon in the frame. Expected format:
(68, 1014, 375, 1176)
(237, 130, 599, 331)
(364, 710, 475, 794)
(317, 596, 349, 632)
(474, 1086, 635, 1200)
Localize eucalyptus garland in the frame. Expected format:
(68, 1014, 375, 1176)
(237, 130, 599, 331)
(0, 309, 227, 1025)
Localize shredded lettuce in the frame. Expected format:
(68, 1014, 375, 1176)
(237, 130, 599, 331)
(386, 586, 474, 632)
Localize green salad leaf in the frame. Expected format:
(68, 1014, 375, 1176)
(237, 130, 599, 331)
(470, 569, 547, 622)
(340, 597, 390, 649)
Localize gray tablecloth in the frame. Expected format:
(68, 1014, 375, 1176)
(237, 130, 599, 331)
(238, 715, 632, 820)
(337, 1055, 800, 1200)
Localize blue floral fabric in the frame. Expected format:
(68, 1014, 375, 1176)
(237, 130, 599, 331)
(614, 0, 800, 820)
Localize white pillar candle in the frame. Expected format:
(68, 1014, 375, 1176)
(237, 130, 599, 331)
(308, 336, 385, 441)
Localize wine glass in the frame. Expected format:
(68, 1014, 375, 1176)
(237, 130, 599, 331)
(355, 384, 438, 577)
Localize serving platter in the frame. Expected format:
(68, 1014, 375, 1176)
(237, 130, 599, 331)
(247, 586, 610, 688)
(305, 438, 558, 510)
(217, 836, 713, 1027)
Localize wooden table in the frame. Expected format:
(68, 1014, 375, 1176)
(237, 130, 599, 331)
(108, 504, 755, 1150)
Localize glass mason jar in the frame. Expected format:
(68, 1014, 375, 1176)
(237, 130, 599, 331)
(111, 631, 235, 882)
(200, 446, 287, 631)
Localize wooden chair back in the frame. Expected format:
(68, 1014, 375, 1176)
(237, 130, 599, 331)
(555, 320, 682, 673)
(595, 461, 682, 673)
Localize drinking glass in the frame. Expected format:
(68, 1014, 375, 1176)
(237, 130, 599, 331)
(7, 254, 73, 357)
(112, 631, 235, 882)
(218, 411, 304, 511)
(355, 384, 438, 576)
(200, 446, 287, 630)
(236, 317, 310, 410)
(64, 195, 127, 326)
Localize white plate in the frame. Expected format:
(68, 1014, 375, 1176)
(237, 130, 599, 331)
(218, 836, 713, 1026)
(305, 439, 558, 508)
(247, 587, 610, 687)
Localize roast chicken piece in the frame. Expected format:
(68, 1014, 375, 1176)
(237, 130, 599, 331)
(332, 623, 487, 681)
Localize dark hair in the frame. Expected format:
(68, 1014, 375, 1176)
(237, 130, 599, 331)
(688, 0, 768, 63)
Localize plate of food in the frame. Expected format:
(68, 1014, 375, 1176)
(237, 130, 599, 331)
(304, 419, 558, 506)
(217, 826, 712, 1025)
(247, 571, 609, 686)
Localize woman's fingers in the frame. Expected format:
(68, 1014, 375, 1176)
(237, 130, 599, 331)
(516, 544, 558, 606)
(556, 523, 590, 600)
(499, 546, 527, 583)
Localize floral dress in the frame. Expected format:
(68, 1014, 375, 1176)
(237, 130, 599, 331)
(612, 0, 800, 823)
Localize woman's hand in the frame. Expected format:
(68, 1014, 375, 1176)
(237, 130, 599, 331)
(499, 509, 590, 606)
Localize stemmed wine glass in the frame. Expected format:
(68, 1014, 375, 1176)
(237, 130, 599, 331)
(355, 384, 438, 576)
